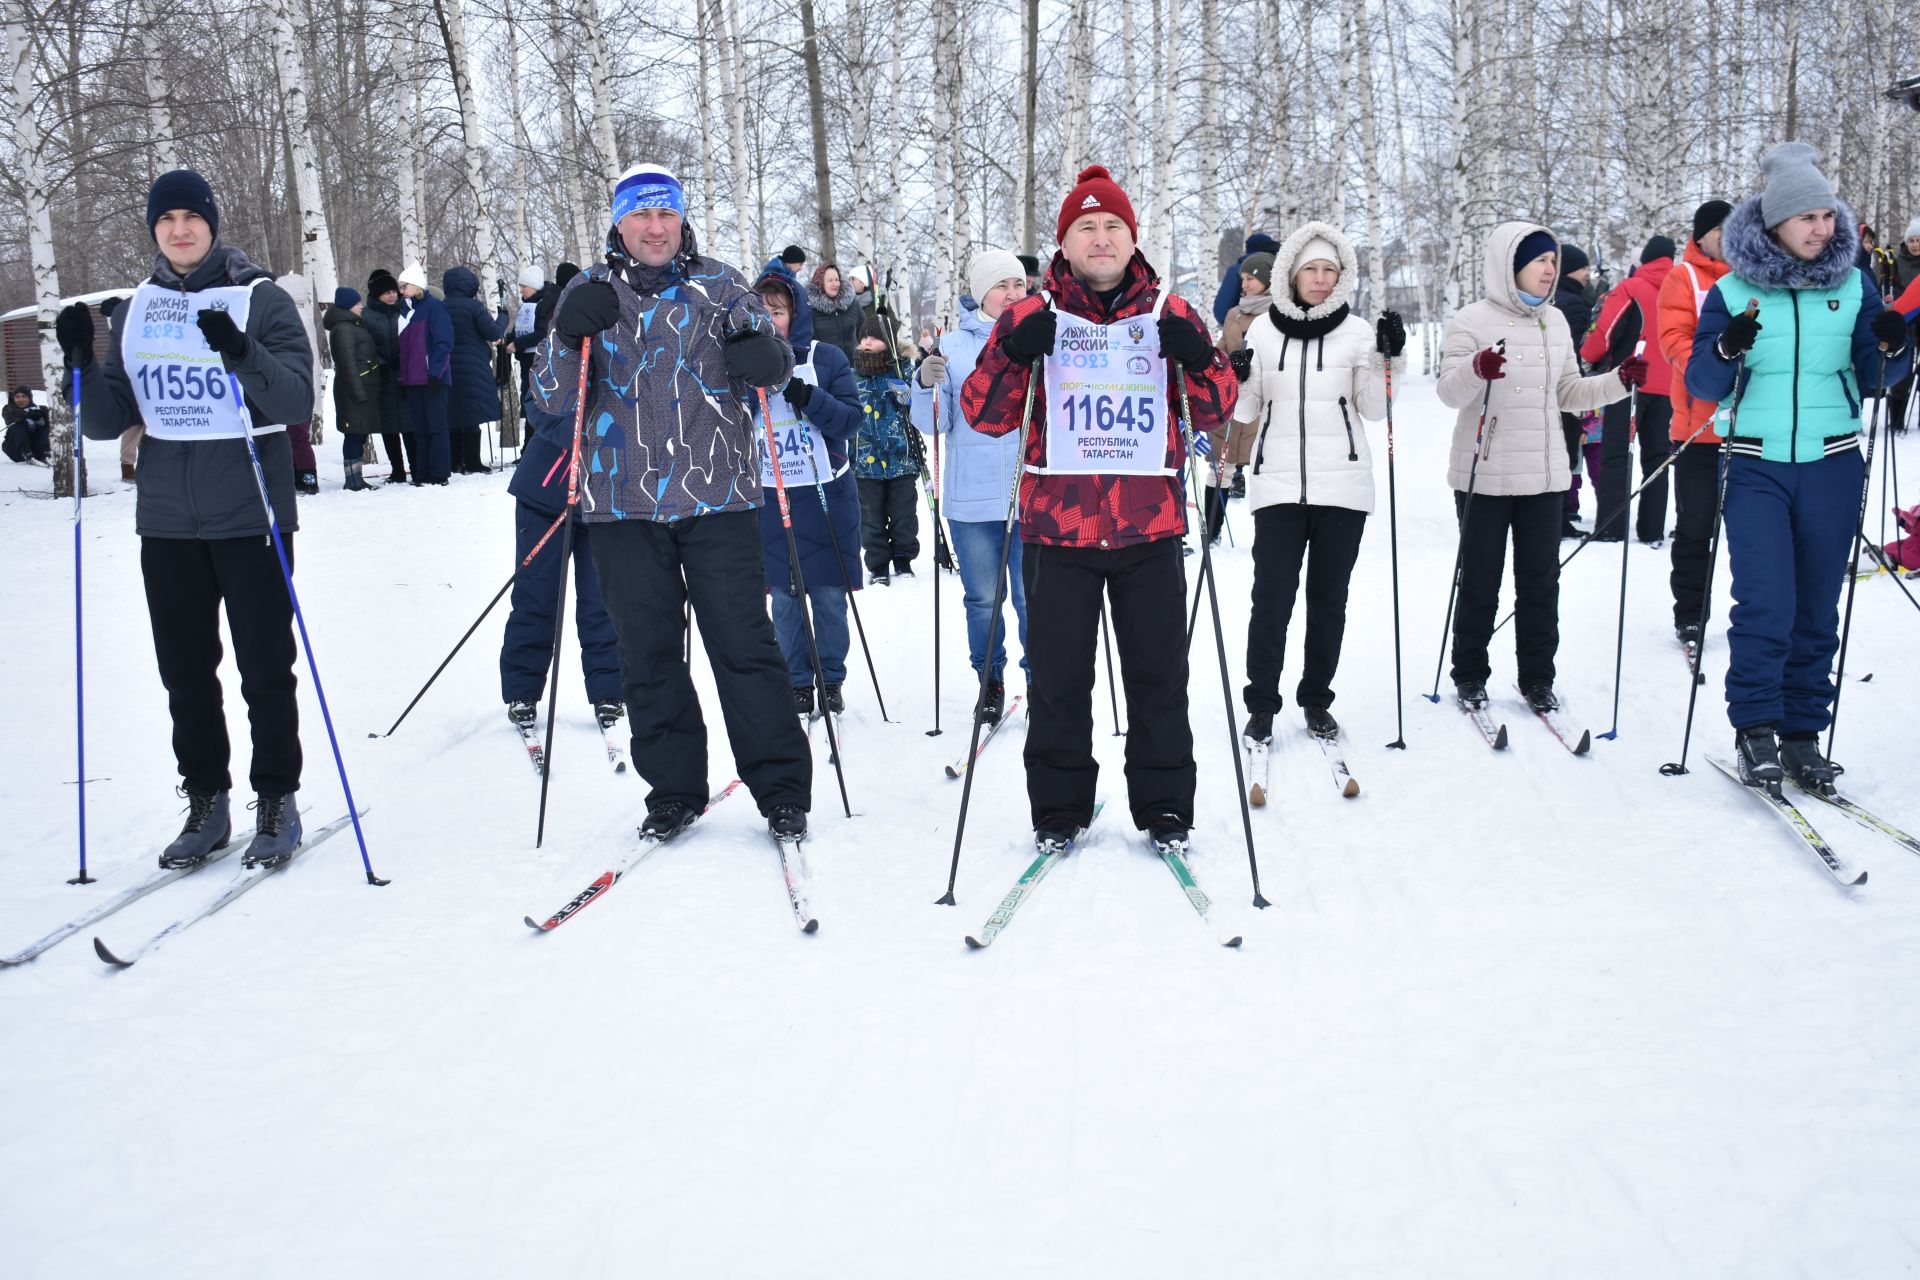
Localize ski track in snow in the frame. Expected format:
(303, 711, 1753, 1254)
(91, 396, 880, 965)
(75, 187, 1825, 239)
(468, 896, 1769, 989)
(3, 388, 1920, 1278)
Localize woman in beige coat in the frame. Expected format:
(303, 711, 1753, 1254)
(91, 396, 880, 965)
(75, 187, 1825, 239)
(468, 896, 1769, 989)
(1437, 222, 1644, 715)
(1203, 252, 1272, 542)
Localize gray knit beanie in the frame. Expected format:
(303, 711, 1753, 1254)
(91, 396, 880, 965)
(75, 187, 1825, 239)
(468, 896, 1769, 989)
(1758, 142, 1836, 228)
(1905, 215, 1920, 242)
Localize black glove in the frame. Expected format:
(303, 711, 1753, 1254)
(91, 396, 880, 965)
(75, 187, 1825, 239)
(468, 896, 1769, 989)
(196, 308, 248, 361)
(1157, 312, 1213, 373)
(1000, 305, 1056, 363)
(1228, 349, 1253, 382)
(1717, 307, 1762, 360)
(55, 302, 93, 365)
(782, 378, 813, 412)
(725, 326, 791, 387)
(1376, 311, 1407, 357)
(1872, 309, 1909, 352)
(552, 280, 620, 345)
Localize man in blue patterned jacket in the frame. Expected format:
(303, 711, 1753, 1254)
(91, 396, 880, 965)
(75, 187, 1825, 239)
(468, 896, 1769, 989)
(530, 163, 811, 841)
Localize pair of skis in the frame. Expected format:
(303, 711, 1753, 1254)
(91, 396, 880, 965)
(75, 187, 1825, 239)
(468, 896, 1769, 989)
(1246, 726, 1359, 806)
(1710, 759, 1920, 887)
(0, 806, 366, 970)
(512, 709, 631, 777)
(944, 695, 1025, 779)
(962, 804, 1242, 949)
(524, 780, 818, 934)
(1453, 686, 1591, 755)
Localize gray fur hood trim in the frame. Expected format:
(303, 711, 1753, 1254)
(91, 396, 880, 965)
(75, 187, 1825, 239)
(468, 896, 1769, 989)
(1722, 194, 1860, 291)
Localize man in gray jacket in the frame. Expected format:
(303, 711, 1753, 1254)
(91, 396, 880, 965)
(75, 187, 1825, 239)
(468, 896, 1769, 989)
(60, 168, 315, 868)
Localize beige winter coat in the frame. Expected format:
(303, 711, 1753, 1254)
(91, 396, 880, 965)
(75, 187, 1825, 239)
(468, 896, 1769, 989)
(1436, 221, 1630, 495)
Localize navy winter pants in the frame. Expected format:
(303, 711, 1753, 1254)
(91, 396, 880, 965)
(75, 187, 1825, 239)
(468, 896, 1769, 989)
(498, 501, 622, 705)
(1721, 449, 1863, 733)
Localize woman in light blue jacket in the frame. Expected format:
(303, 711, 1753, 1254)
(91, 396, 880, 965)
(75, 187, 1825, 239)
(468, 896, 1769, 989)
(909, 249, 1031, 725)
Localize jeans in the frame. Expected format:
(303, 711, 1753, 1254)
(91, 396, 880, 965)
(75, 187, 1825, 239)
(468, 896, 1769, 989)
(769, 584, 849, 687)
(947, 518, 1028, 678)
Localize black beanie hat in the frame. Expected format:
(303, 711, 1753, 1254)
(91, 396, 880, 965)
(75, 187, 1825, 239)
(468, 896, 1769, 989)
(1512, 229, 1557, 275)
(146, 169, 219, 241)
(554, 261, 581, 289)
(1016, 253, 1040, 276)
(367, 268, 400, 297)
(1640, 235, 1677, 264)
(1691, 200, 1732, 243)
(1559, 244, 1591, 275)
(780, 244, 807, 265)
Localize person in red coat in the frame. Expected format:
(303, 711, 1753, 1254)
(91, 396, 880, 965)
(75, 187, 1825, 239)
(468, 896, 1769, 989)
(961, 165, 1236, 848)
(1581, 236, 1678, 542)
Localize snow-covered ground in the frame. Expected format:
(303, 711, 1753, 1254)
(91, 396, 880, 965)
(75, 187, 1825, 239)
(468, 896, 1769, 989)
(4, 384, 1919, 1278)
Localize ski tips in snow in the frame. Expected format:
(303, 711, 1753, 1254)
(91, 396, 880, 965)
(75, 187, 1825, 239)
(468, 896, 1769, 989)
(92, 936, 131, 968)
(1708, 757, 1867, 887)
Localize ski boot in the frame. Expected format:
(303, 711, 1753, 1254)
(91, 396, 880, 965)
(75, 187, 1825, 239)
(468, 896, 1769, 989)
(241, 794, 303, 868)
(1302, 706, 1339, 738)
(507, 700, 538, 730)
(158, 788, 231, 869)
(792, 686, 814, 717)
(1521, 683, 1560, 714)
(893, 557, 916, 579)
(822, 683, 845, 714)
(640, 800, 698, 841)
(1146, 812, 1191, 852)
(978, 678, 1006, 726)
(768, 804, 808, 840)
(295, 470, 320, 496)
(1779, 732, 1838, 796)
(1455, 680, 1490, 711)
(594, 699, 625, 731)
(1242, 710, 1274, 744)
(1734, 725, 1784, 790)
(1034, 815, 1081, 854)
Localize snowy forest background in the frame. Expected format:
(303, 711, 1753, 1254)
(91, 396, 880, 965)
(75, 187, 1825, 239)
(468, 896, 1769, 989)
(5, 0, 1920, 375)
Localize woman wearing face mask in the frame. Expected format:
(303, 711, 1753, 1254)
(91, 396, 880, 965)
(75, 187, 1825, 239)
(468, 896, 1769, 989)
(1230, 224, 1402, 748)
(1688, 142, 1910, 791)
(1438, 223, 1643, 721)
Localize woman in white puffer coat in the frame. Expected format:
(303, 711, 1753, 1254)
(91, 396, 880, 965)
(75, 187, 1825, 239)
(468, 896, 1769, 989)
(1231, 221, 1406, 743)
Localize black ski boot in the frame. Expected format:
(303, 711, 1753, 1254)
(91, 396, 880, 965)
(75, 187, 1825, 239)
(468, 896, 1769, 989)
(159, 788, 231, 869)
(241, 794, 303, 868)
(1034, 815, 1080, 853)
(1242, 710, 1274, 744)
(1146, 812, 1191, 850)
(1779, 732, 1838, 795)
(507, 699, 537, 730)
(822, 683, 845, 714)
(1676, 622, 1701, 648)
(1734, 725, 1784, 789)
(640, 800, 697, 841)
(1302, 706, 1339, 738)
(295, 470, 320, 496)
(978, 677, 1006, 726)
(893, 557, 915, 579)
(594, 699, 625, 731)
(1522, 683, 1560, 714)
(768, 804, 808, 840)
(792, 686, 814, 717)
(1455, 680, 1490, 710)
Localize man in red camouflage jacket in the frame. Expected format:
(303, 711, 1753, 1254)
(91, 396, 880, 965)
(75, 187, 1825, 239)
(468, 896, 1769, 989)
(962, 164, 1237, 848)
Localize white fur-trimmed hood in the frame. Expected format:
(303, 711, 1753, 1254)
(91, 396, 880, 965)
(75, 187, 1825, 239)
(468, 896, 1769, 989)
(1268, 221, 1360, 322)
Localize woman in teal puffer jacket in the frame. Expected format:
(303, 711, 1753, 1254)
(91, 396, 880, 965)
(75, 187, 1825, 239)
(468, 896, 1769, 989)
(1688, 142, 1911, 790)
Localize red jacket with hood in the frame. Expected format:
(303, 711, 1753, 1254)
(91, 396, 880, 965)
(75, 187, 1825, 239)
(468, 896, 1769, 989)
(1581, 257, 1676, 396)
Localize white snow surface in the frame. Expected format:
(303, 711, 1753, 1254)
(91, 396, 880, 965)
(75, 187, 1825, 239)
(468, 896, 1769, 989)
(4, 383, 1920, 1278)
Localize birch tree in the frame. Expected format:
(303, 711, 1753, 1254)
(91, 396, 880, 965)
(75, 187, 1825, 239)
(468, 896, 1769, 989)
(502, 0, 534, 270)
(578, 0, 618, 185)
(433, 0, 500, 302)
(1146, 0, 1182, 277)
(715, 0, 753, 263)
(140, 0, 178, 171)
(798, 0, 838, 261)
(547, 0, 592, 263)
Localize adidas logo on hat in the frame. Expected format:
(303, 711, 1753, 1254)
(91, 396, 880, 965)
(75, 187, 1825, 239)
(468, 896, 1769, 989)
(1081, 195, 1100, 208)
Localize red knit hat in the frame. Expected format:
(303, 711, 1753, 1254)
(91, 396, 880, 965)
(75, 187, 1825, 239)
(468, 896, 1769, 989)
(1056, 165, 1137, 243)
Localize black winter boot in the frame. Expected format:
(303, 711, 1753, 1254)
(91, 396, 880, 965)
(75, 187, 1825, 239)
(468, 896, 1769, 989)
(1734, 725, 1784, 788)
(1242, 710, 1273, 744)
(241, 794, 303, 868)
(978, 677, 1006, 726)
(1303, 706, 1339, 738)
(159, 788, 231, 869)
(1779, 732, 1837, 795)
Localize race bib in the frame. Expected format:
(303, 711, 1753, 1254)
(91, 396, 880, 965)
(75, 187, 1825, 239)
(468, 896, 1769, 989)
(757, 358, 837, 489)
(1039, 290, 1173, 476)
(516, 299, 539, 340)
(124, 280, 284, 440)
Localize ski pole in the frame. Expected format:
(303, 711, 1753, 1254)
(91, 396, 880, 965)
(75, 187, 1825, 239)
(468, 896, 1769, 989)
(759, 388, 852, 818)
(1661, 325, 1756, 779)
(1382, 349, 1406, 749)
(1099, 600, 1123, 736)
(928, 363, 943, 738)
(939, 353, 1040, 905)
(1599, 341, 1646, 743)
(802, 442, 890, 722)
(225, 372, 387, 886)
(1177, 372, 1268, 908)
(1826, 347, 1898, 765)
(1425, 340, 1504, 703)
(70, 366, 93, 885)
(534, 336, 593, 848)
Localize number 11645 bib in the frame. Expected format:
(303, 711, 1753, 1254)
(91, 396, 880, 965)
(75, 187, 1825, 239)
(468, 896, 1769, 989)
(1039, 289, 1173, 477)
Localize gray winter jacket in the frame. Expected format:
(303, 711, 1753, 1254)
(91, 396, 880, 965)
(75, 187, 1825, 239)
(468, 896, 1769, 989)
(529, 225, 791, 524)
(80, 244, 313, 537)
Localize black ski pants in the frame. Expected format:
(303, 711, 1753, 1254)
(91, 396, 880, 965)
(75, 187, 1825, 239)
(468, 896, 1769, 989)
(1448, 491, 1561, 690)
(590, 510, 810, 817)
(856, 476, 920, 574)
(1022, 538, 1194, 831)
(1669, 442, 1723, 629)
(1243, 503, 1367, 714)
(1597, 394, 1672, 542)
(141, 534, 301, 797)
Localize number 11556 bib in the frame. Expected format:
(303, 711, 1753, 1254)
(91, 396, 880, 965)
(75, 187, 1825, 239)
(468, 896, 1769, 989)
(124, 279, 284, 441)
(1039, 289, 1173, 476)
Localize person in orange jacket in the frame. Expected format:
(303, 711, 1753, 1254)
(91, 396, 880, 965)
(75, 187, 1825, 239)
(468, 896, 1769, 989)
(1656, 200, 1734, 646)
(1582, 236, 1678, 543)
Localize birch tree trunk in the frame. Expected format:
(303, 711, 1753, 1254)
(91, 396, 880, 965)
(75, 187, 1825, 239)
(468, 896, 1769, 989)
(270, 0, 337, 439)
(1336, 0, 1356, 225)
(6, 0, 76, 496)
(578, 0, 618, 186)
(389, 4, 424, 265)
(847, 0, 873, 268)
(503, 0, 533, 269)
(885, 27, 904, 289)
(931, 0, 957, 322)
(434, 0, 500, 303)
(1199, 0, 1223, 289)
(1440, 0, 1475, 319)
(1059, 0, 1090, 191)
(141, 0, 179, 171)
(1147, 0, 1182, 278)
(696, 0, 717, 250)
(949, 8, 971, 298)
(1356, 0, 1386, 320)
(798, 0, 838, 261)
(548, 0, 592, 263)
(1018, 0, 1038, 255)
(1122, 0, 1143, 191)
(717, 0, 754, 264)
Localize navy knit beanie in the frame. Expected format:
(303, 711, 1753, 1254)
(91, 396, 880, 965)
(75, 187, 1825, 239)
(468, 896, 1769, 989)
(1559, 244, 1591, 275)
(146, 169, 219, 241)
(1512, 229, 1557, 275)
(333, 286, 361, 309)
